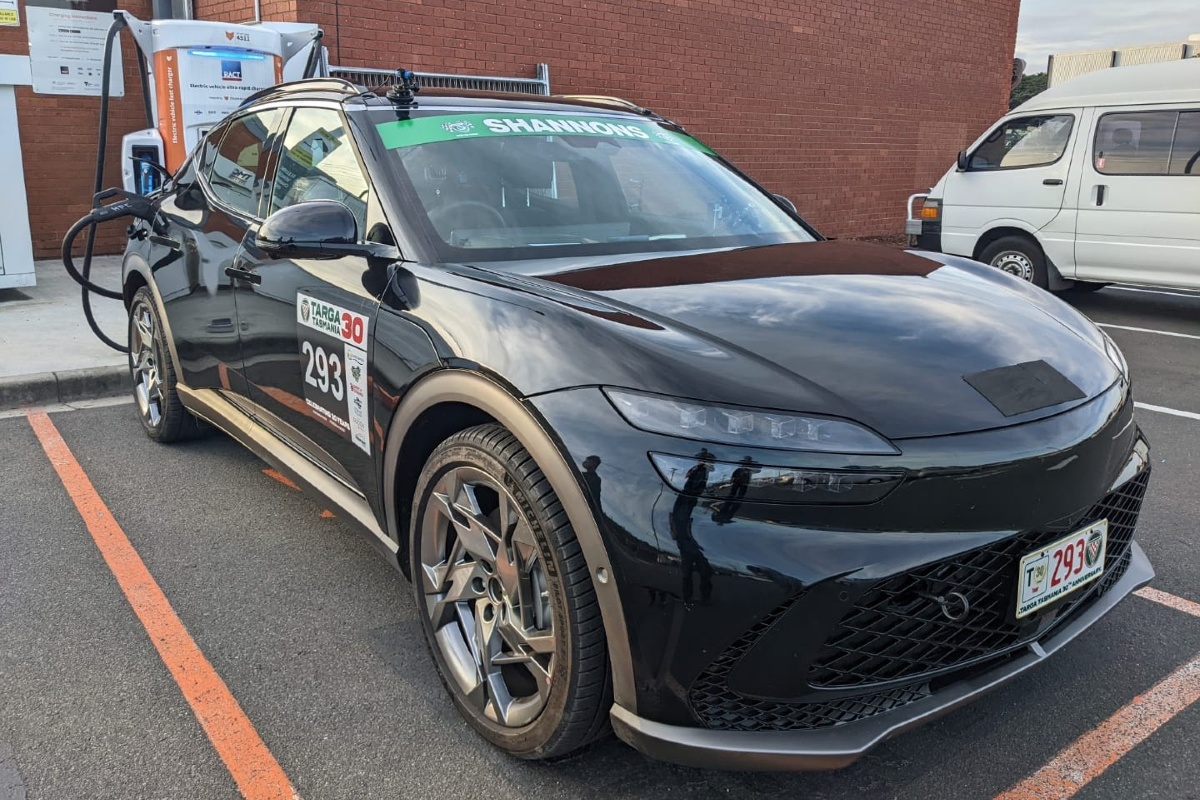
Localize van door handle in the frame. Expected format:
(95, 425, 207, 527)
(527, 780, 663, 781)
(1095, 185, 1107, 206)
(224, 266, 262, 285)
(1042, 178, 1064, 186)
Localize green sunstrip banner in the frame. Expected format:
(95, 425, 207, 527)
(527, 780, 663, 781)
(375, 113, 713, 154)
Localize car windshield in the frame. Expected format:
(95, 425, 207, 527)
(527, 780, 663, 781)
(362, 108, 815, 262)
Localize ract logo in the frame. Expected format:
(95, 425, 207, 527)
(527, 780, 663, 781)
(221, 60, 242, 82)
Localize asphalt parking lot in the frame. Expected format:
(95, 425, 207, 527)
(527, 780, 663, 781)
(1, 285, 1198, 800)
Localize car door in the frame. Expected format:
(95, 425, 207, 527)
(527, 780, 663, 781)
(150, 108, 285, 395)
(940, 113, 1077, 261)
(229, 104, 381, 494)
(1075, 107, 1200, 289)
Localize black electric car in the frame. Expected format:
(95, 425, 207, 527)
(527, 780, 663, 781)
(120, 78, 1153, 770)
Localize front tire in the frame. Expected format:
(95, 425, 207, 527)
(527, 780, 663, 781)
(128, 286, 202, 442)
(410, 424, 611, 759)
(980, 235, 1049, 289)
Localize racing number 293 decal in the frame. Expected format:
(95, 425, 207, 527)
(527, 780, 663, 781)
(302, 341, 344, 400)
(297, 293, 370, 454)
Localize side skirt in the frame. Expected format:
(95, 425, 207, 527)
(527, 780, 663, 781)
(177, 384, 400, 567)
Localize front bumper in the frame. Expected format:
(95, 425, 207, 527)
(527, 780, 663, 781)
(611, 541, 1154, 770)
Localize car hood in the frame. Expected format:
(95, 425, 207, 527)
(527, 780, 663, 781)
(513, 241, 1119, 440)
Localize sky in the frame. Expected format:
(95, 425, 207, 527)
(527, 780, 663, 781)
(1016, 0, 1200, 74)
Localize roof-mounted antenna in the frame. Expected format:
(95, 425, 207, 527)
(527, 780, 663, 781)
(386, 69, 421, 106)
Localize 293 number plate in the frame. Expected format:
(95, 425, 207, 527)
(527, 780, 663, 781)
(1016, 519, 1107, 619)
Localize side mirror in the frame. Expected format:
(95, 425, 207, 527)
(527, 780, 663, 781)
(255, 200, 359, 260)
(773, 194, 798, 215)
(956, 150, 971, 172)
(174, 181, 207, 212)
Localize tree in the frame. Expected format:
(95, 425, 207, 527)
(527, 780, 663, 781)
(1011, 72, 1048, 109)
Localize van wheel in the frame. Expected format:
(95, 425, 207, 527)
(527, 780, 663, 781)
(980, 236, 1048, 289)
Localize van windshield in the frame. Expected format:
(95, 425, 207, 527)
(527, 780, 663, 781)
(365, 109, 814, 263)
(970, 114, 1074, 170)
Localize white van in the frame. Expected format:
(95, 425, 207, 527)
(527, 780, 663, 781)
(907, 58, 1200, 291)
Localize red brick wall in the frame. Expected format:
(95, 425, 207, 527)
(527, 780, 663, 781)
(305, 0, 1019, 240)
(2, 0, 153, 257)
(9, 0, 1018, 257)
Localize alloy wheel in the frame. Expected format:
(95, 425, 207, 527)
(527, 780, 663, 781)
(130, 302, 164, 428)
(419, 465, 556, 728)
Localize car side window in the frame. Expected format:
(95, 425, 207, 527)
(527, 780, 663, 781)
(271, 107, 369, 234)
(1093, 111, 1178, 176)
(1168, 111, 1200, 176)
(204, 108, 283, 217)
(969, 115, 1074, 170)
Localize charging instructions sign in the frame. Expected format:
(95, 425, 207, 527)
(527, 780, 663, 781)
(26, 2, 124, 96)
(297, 293, 371, 455)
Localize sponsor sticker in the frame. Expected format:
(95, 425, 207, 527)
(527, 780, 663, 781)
(375, 112, 713, 154)
(297, 293, 370, 454)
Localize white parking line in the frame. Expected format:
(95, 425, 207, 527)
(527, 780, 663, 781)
(1136, 587, 1200, 619)
(1109, 286, 1200, 300)
(1135, 402, 1200, 422)
(1097, 323, 1200, 342)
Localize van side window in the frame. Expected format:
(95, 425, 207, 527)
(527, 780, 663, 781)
(1168, 112, 1200, 176)
(1094, 112, 1177, 176)
(969, 115, 1073, 170)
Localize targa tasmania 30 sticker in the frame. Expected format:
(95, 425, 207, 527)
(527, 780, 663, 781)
(297, 293, 370, 454)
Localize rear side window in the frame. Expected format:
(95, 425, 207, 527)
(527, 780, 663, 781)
(969, 115, 1074, 170)
(204, 108, 283, 217)
(1094, 111, 1178, 175)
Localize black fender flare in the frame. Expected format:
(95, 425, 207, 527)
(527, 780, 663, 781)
(381, 369, 638, 712)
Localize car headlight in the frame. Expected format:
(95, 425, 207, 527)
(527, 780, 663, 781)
(1100, 329, 1128, 378)
(650, 453, 903, 505)
(603, 388, 898, 454)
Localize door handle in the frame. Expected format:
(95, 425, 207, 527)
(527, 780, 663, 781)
(224, 266, 262, 285)
(1042, 178, 1064, 186)
(1095, 185, 1107, 206)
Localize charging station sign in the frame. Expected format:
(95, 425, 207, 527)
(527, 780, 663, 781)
(154, 45, 281, 170)
(26, 4, 124, 96)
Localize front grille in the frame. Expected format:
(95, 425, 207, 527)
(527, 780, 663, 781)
(809, 470, 1149, 688)
(687, 470, 1149, 731)
(689, 594, 935, 731)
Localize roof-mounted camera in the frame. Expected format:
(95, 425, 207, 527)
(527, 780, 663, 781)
(386, 69, 421, 106)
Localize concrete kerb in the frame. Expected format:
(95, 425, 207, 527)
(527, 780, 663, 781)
(0, 366, 128, 412)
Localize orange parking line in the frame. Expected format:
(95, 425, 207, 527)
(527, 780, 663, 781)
(995, 652, 1200, 800)
(1136, 586, 1200, 618)
(27, 411, 300, 800)
(262, 468, 300, 491)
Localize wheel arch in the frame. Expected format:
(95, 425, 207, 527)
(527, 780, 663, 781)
(381, 369, 637, 711)
(972, 226, 1070, 290)
(122, 254, 188, 369)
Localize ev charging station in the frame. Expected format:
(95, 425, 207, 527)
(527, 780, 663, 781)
(58, 9, 323, 350)
(117, 12, 322, 193)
